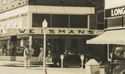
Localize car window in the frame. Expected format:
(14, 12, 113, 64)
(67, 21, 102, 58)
(114, 47, 125, 59)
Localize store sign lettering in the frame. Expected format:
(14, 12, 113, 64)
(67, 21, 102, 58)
(0, 29, 94, 35)
(18, 29, 26, 33)
(111, 7, 125, 16)
(17, 29, 86, 35)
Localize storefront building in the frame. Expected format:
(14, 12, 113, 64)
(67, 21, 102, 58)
(87, 0, 125, 53)
(87, 0, 125, 73)
(87, 0, 125, 47)
(0, 0, 104, 63)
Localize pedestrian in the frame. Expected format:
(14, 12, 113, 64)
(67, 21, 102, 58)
(38, 46, 44, 66)
(2, 46, 7, 56)
(23, 45, 31, 69)
(0, 49, 2, 55)
(30, 45, 34, 56)
(46, 50, 52, 64)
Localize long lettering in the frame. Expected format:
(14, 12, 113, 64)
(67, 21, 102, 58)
(111, 7, 125, 16)
(111, 9, 114, 16)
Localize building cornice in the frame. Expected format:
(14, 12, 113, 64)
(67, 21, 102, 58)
(28, 5, 95, 15)
(0, 5, 95, 20)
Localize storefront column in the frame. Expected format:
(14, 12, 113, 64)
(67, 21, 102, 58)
(29, 35, 32, 50)
(7, 40, 10, 55)
(107, 44, 111, 62)
(87, 15, 90, 30)
(20, 38, 24, 47)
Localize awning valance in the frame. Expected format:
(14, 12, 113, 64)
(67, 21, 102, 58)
(87, 30, 125, 45)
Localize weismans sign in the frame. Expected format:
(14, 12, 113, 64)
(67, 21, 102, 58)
(0, 28, 102, 36)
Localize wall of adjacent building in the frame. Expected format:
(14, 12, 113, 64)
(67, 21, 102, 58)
(105, 0, 125, 9)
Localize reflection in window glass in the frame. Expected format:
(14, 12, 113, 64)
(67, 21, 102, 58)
(70, 15, 87, 28)
(52, 15, 68, 27)
(32, 14, 50, 27)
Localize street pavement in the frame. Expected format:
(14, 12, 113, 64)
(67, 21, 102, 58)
(0, 61, 85, 74)
(0, 66, 83, 74)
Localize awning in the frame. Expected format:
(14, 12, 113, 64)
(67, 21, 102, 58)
(87, 30, 125, 45)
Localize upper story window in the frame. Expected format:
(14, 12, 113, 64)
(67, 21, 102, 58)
(32, 14, 88, 28)
(52, 15, 68, 27)
(28, 0, 93, 7)
(70, 15, 87, 28)
(32, 14, 51, 27)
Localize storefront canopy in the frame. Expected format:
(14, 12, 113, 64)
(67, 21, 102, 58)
(87, 30, 125, 45)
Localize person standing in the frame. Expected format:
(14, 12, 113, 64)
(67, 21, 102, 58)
(46, 50, 52, 64)
(30, 45, 34, 56)
(23, 45, 31, 69)
(38, 46, 44, 66)
(2, 46, 7, 56)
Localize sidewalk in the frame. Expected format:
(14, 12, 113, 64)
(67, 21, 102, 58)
(0, 66, 83, 74)
(0, 61, 40, 67)
(0, 61, 22, 66)
(0, 61, 85, 74)
(0, 61, 105, 74)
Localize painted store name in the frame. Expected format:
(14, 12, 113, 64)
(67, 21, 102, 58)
(18, 29, 92, 35)
(0, 28, 95, 35)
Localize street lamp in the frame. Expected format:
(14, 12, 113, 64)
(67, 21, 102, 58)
(60, 54, 64, 74)
(80, 55, 84, 68)
(42, 19, 48, 74)
(80, 55, 84, 74)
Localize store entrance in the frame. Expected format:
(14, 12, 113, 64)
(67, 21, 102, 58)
(32, 35, 86, 66)
(32, 35, 85, 57)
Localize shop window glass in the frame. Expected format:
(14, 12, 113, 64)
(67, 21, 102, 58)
(123, 17, 125, 27)
(70, 15, 87, 28)
(52, 15, 68, 27)
(107, 17, 122, 28)
(32, 14, 50, 27)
